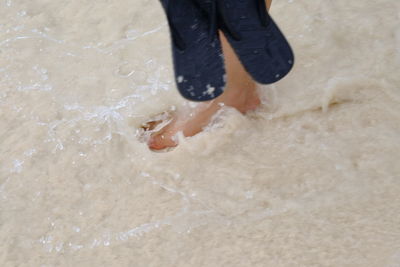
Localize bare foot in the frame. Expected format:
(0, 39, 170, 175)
(148, 86, 261, 150)
(148, 30, 262, 150)
(147, 0, 273, 150)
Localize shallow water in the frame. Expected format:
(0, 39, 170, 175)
(1, 0, 400, 266)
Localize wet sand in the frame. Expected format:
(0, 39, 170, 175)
(1, 0, 400, 266)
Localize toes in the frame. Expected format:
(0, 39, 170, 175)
(148, 133, 178, 150)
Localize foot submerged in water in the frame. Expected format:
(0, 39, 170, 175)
(147, 86, 261, 150)
(147, 0, 286, 151)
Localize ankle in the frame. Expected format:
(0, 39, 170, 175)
(219, 86, 256, 108)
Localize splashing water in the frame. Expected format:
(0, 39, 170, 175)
(1, 0, 400, 266)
